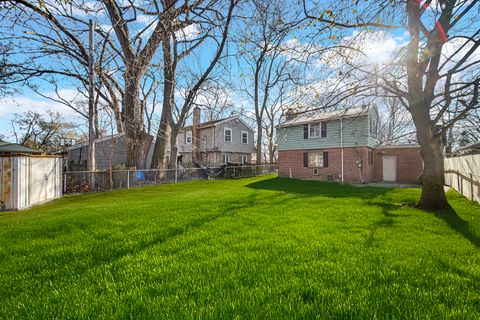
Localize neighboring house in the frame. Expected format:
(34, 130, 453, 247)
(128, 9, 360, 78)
(177, 108, 255, 165)
(65, 108, 255, 170)
(454, 141, 480, 156)
(276, 106, 424, 184)
(0, 142, 44, 155)
(65, 133, 155, 171)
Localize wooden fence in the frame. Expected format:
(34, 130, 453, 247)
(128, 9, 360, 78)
(444, 154, 480, 203)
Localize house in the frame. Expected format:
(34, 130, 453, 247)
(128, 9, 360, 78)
(0, 142, 62, 210)
(0, 142, 44, 155)
(454, 141, 480, 156)
(176, 108, 255, 165)
(65, 108, 255, 170)
(65, 133, 154, 171)
(276, 106, 424, 184)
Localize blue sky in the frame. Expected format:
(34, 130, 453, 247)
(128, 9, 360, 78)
(1, 0, 478, 141)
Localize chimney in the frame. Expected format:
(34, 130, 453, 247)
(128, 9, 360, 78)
(192, 107, 201, 164)
(285, 108, 295, 120)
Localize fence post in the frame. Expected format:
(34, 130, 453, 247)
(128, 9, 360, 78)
(127, 170, 130, 189)
(470, 173, 474, 201)
(63, 173, 67, 194)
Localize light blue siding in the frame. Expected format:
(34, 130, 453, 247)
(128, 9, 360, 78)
(277, 116, 377, 151)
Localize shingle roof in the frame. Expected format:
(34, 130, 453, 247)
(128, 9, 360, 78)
(0, 143, 44, 154)
(278, 106, 372, 128)
(181, 116, 238, 131)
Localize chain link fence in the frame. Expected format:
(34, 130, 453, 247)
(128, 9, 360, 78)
(64, 164, 278, 193)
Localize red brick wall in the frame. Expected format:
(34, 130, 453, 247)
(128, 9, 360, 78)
(373, 147, 423, 183)
(278, 147, 374, 183)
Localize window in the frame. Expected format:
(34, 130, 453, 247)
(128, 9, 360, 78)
(241, 131, 248, 144)
(308, 152, 323, 167)
(224, 128, 232, 142)
(303, 151, 329, 168)
(313, 168, 319, 176)
(241, 155, 248, 164)
(307, 122, 327, 138)
(184, 131, 192, 144)
(308, 123, 320, 138)
(369, 116, 377, 137)
(368, 150, 373, 165)
(223, 154, 230, 163)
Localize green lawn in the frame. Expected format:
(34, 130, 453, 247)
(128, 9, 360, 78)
(1, 175, 480, 319)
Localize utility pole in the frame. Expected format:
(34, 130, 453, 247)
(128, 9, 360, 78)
(88, 19, 96, 191)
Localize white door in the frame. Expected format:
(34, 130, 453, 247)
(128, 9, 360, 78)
(382, 156, 396, 182)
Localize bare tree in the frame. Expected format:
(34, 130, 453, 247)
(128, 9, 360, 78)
(303, 0, 480, 211)
(11, 110, 78, 152)
(236, 0, 306, 164)
(150, 0, 238, 169)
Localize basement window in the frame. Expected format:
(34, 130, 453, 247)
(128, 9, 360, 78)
(313, 168, 319, 176)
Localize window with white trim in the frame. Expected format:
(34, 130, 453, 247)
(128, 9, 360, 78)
(241, 155, 247, 164)
(241, 131, 248, 144)
(184, 131, 192, 144)
(369, 116, 378, 137)
(223, 154, 230, 163)
(224, 128, 232, 142)
(308, 122, 327, 138)
(308, 123, 320, 138)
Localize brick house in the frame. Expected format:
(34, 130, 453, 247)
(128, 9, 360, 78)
(276, 106, 423, 184)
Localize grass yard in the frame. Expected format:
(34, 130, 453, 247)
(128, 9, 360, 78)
(1, 175, 480, 319)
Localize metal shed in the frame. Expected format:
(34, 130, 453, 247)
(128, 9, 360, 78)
(0, 143, 63, 211)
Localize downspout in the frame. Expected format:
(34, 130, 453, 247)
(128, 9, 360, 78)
(340, 119, 344, 183)
(212, 126, 216, 164)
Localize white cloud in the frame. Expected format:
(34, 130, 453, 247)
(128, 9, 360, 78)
(0, 90, 86, 119)
(175, 24, 200, 41)
(440, 37, 480, 78)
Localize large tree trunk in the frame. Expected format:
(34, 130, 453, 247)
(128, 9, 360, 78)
(406, 1, 451, 212)
(414, 120, 450, 211)
(123, 69, 145, 168)
(151, 41, 175, 169)
(268, 137, 274, 164)
(168, 127, 180, 170)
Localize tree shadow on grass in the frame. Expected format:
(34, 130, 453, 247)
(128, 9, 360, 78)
(247, 177, 480, 248)
(434, 209, 480, 248)
(246, 177, 391, 200)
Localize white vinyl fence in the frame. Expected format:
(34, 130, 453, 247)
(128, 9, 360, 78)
(65, 164, 278, 193)
(0, 155, 63, 210)
(444, 154, 480, 203)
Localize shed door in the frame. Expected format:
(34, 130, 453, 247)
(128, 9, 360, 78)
(382, 156, 396, 182)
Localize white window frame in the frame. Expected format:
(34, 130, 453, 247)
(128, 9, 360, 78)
(184, 131, 192, 144)
(369, 116, 378, 137)
(308, 123, 320, 138)
(241, 155, 247, 164)
(224, 128, 232, 142)
(241, 131, 248, 144)
(223, 154, 230, 163)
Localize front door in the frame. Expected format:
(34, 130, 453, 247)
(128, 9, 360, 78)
(382, 156, 396, 182)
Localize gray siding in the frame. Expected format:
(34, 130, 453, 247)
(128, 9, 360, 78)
(177, 118, 255, 158)
(66, 135, 128, 170)
(214, 119, 255, 154)
(277, 116, 375, 151)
